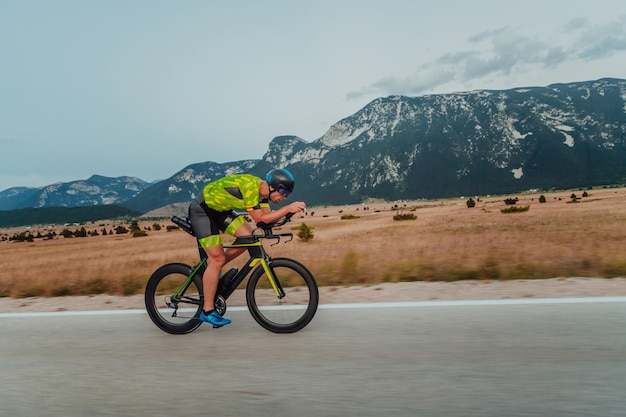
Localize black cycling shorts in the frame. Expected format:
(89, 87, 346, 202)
(188, 199, 245, 248)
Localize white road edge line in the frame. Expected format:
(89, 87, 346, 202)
(1, 296, 625, 318)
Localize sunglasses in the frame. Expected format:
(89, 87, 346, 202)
(277, 186, 291, 197)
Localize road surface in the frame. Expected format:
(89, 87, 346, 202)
(1, 298, 625, 416)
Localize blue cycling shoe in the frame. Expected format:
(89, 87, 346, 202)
(199, 310, 231, 328)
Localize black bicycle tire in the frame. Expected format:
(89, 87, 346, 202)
(145, 262, 204, 334)
(246, 257, 319, 333)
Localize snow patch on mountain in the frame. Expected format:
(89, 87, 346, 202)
(556, 125, 575, 147)
(290, 147, 329, 165)
(175, 168, 206, 184)
(319, 121, 370, 147)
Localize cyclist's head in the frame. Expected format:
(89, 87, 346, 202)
(265, 168, 295, 197)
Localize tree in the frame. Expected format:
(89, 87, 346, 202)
(74, 227, 88, 237)
(297, 223, 314, 241)
(115, 225, 129, 234)
(129, 220, 140, 232)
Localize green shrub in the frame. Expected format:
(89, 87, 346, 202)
(507, 264, 542, 280)
(73, 227, 88, 237)
(500, 205, 530, 213)
(603, 260, 626, 278)
(51, 285, 75, 297)
(18, 283, 46, 298)
(340, 251, 360, 282)
(115, 225, 129, 234)
(447, 268, 481, 281)
(567, 193, 581, 203)
(296, 223, 314, 241)
(340, 214, 360, 220)
(0, 283, 11, 297)
(120, 277, 143, 295)
(479, 258, 501, 280)
(132, 229, 148, 237)
(393, 212, 417, 221)
(80, 278, 110, 295)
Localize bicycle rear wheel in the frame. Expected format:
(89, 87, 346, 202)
(145, 263, 203, 334)
(246, 258, 318, 333)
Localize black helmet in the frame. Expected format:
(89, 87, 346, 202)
(266, 168, 295, 195)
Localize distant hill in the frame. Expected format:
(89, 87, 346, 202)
(122, 160, 259, 212)
(0, 205, 141, 228)
(0, 175, 149, 211)
(2, 78, 625, 221)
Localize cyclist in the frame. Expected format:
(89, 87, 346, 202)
(188, 168, 306, 327)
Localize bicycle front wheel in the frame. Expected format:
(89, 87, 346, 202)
(246, 258, 319, 333)
(145, 263, 203, 335)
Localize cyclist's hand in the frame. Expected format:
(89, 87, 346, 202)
(287, 201, 307, 213)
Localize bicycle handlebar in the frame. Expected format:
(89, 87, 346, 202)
(254, 212, 295, 244)
(255, 212, 294, 231)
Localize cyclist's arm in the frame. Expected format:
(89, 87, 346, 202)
(247, 202, 306, 224)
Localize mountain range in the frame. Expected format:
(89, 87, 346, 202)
(0, 175, 149, 211)
(2, 77, 625, 216)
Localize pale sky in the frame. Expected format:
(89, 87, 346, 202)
(1, 0, 625, 191)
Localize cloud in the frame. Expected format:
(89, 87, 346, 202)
(467, 26, 509, 43)
(562, 18, 589, 33)
(347, 15, 626, 99)
(346, 68, 456, 99)
(572, 16, 626, 60)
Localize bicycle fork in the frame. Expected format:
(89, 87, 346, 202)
(253, 256, 286, 299)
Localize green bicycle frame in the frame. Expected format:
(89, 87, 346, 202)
(220, 236, 285, 300)
(171, 258, 207, 304)
(171, 234, 285, 304)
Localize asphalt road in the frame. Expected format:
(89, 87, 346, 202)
(1, 299, 625, 417)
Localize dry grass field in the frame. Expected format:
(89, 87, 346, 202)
(1, 187, 625, 299)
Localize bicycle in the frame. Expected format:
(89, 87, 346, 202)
(144, 213, 319, 334)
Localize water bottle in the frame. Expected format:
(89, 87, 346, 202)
(220, 268, 238, 287)
(171, 215, 194, 235)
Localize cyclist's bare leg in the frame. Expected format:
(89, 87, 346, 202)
(202, 244, 226, 313)
(203, 223, 254, 312)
